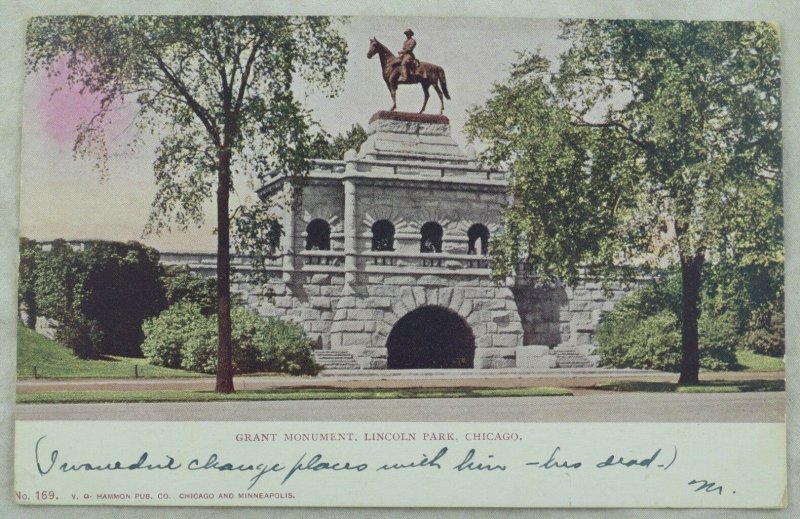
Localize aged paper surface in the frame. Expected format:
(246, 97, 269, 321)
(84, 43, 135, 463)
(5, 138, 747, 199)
(1, 0, 798, 516)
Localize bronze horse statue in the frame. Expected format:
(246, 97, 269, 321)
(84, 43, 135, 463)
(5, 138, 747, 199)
(367, 37, 451, 114)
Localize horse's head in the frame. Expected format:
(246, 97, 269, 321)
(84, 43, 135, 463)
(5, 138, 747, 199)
(367, 37, 378, 59)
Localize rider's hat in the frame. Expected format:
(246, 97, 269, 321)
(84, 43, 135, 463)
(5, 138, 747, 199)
(404, 28, 414, 36)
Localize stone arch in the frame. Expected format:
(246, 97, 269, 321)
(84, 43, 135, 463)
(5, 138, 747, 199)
(371, 220, 395, 251)
(363, 208, 412, 233)
(420, 221, 443, 253)
(305, 219, 331, 250)
(386, 305, 475, 369)
(301, 210, 342, 233)
(387, 286, 479, 331)
(408, 207, 454, 233)
(467, 223, 490, 255)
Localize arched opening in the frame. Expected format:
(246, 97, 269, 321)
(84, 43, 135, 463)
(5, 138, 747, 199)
(371, 220, 395, 251)
(467, 223, 490, 255)
(420, 222, 443, 253)
(386, 305, 475, 369)
(305, 219, 331, 250)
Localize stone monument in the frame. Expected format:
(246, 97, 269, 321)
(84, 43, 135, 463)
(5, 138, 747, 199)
(162, 110, 631, 370)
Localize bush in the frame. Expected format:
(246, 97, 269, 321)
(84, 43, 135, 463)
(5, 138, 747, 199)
(697, 311, 739, 371)
(597, 309, 738, 372)
(33, 239, 84, 322)
(160, 267, 217, 315)
(30, 240, 168, 357)
(598, 311, 682, 371)
(255, 317, 319, 375)
(55, 313, 103, 359)
(80, 241, 167, 356)
(142, 304, 318, 375)
(142, 303, 210, 369)
(18, 238, 42, 328)
(744, 300, 784, 357)
(597, 269, 742, 372)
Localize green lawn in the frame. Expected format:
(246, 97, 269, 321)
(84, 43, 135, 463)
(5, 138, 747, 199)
(16, 324, 205, 379)
(17, 386, 572, 404)
(735, 349, 784, 372)
(595, 379, 784, 393)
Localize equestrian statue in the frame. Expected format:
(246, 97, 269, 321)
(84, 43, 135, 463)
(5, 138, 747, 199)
(367, 29, 451, 114)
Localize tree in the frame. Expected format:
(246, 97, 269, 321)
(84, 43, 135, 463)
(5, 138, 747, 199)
(309, 124, 368, 160)
(466, 20, 781, 384)
(27, 16, 348, 392)
(18, 238, 41, 329)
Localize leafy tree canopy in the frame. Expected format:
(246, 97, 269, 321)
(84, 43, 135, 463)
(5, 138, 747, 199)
(310, 124, 368, 160)
(26, 16, 349, 392)
(466, 20, 781, 383)
(27, 16, 348, 234)
(467, 20, 781, 282)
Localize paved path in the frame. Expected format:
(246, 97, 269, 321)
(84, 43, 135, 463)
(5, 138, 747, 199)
(16, 392, 785, 422)
(16, 370, 783, 393)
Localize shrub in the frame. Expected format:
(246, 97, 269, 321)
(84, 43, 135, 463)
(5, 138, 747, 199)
(697, 311, 739, 371)
(18, 238, 42, 329)
(80, 241, 167, 356)
(55, 313, 103, 359)
(31, 240, 168, 357)
(255, 317, 319, 375)
(598, 311, 682, 371)
(160, 266, 217, 315)
(597, 269, 742, 372)
(744, 300, 784, 357)
(142, 303, 210, 369)
(142, 304, 318, 375)
(33, 239, 84, 322)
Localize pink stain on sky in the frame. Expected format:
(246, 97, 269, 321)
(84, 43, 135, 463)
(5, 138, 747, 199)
(33, 57, 131, 151)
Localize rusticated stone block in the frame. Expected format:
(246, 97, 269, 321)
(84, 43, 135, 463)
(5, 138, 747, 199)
(492, 333, 521, 348)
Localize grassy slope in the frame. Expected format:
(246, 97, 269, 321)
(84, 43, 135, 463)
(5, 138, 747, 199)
(16, 324, 204, 379)
(735, 349, 784, 372)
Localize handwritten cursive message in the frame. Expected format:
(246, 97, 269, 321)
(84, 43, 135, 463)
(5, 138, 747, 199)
(15, 422, 784, 507)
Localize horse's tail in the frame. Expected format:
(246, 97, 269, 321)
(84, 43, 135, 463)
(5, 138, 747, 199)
(438, 67, 451, 100)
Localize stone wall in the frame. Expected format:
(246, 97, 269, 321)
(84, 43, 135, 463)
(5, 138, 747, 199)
(228, 269, 525, 369)
(171, 256, 635, 369)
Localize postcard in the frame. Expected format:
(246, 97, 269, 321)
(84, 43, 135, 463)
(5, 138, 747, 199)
(4, 2, 792, 512)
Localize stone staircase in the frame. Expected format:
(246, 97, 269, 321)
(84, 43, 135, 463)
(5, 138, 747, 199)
(312, 350, 360, 370)
(553, 348, 596, 368)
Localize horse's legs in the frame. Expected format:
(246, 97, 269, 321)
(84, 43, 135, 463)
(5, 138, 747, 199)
(389, 84, 397, 112)
(432, 82, 445, 114)
(420, 83, 430, 113)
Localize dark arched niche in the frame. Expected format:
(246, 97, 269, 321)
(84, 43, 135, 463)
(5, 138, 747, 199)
(386, 305, 475, 369)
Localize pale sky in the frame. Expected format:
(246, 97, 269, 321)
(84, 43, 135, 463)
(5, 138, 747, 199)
(20, 17, 567, 252)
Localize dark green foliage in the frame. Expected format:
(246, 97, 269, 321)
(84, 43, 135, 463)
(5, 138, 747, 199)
(55, 313, 103, 359)
(160, 266, 217, 315)
(598, 307, 738, 372)
(697, 311, 740, 371)
(142, 304, 318, 375)
(32, 239, 84, 323)
(598, 311, 683, 371)
(18, 238, 42, 328)
(28, 240, 167, 357)
(466, 20, 781, 383)
(309, 124, 368, 160)
(27, 16, 348, 392)
(80, 241, 167, 356)
(744, 300, 784, 357)
(232, 201, 284, 288)
(597, 266, 776, 371)
(255, 316, 319, 375)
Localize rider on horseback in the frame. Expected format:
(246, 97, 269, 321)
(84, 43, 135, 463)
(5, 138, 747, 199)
(398, 28, 416, 82)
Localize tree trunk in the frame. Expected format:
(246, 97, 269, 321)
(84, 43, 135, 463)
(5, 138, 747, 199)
(215, 151, 235, 393)
(678, 252, 704, 385)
